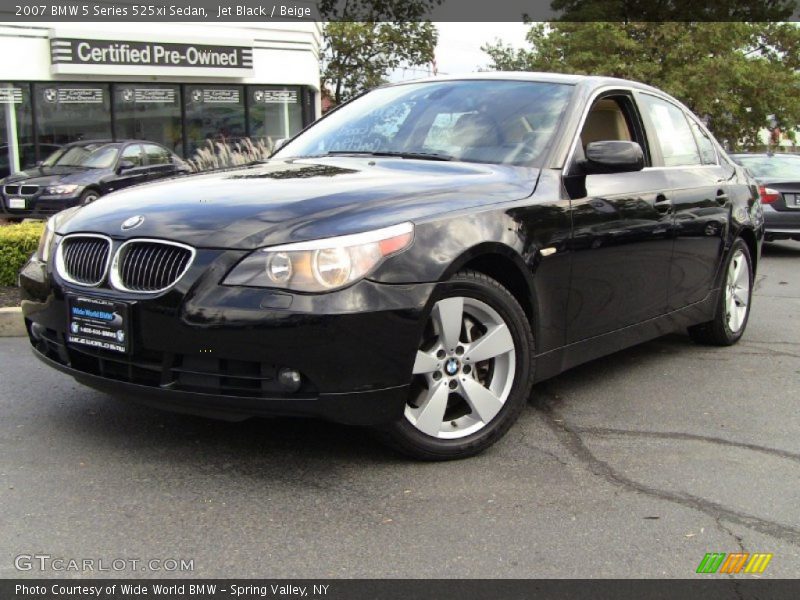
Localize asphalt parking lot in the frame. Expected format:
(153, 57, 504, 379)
(0, 241, 798, 579)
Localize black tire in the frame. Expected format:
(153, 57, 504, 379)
(80, 189, 101, 205)
(379, 270, 535, 461)
(688, 238, 753, 346)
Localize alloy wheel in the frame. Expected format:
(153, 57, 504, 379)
(405, 296, 516, 439)
(725, 248, 750, 333)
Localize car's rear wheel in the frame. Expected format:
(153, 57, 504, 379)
(688, 238, 753, 346)
(381, 271, 534, 460)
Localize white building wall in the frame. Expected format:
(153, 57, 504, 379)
(0, 22, 321, 89)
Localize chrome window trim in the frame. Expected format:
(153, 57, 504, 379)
(54, 233, 113, 288)
(641, 165, 720, 171)
(563, 85, 638, 174)
(109, 238, 196, 295)
(686, 116, 721, 167)
(563, 86, 719, 173)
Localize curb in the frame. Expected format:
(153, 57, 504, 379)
(0, 307, 25, 337)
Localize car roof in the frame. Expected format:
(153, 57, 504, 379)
(730, 152, 800, 158)
(64, 139, 162, 148)
(387, 71, 667, 95)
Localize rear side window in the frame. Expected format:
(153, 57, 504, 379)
(639, 94, 701, 167)
(121, 144, 144, 167)
(144, 144, 171, 165)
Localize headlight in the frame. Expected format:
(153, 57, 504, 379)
(224, 222, 414, 292)
(46, 184, 81, 195)
(36, 217, 56, 262)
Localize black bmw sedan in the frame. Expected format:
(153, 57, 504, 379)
(1, 140, 188, 221)
(20, 73, 763, 460)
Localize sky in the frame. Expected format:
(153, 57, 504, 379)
(389, 22, 530, 82)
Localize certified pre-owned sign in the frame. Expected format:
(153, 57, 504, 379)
(50, 38, 253, 76)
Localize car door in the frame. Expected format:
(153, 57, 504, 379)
(143, 144, 177, 183)
(110, 144, 149, 192)
(565, 92, 674, 343)
(636, 93, 732, 310)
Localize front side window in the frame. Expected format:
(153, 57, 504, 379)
(639, 94, 701, 167)
(275, 80, 573, 166)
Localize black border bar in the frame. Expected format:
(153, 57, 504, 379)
(0, 0, 798, 22)
(4, 580, 800, 600)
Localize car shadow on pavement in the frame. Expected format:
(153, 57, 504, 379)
(762, 240, 800, 257)
(42, 333, 695, 473)
(529, 332, 691, 410)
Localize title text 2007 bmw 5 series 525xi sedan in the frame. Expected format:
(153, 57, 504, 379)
(20, 73, 763, 460)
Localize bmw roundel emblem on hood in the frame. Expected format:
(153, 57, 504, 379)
(121, 215, 145, 231)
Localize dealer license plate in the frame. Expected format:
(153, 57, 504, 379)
(7, 197, 25, 209)
(66, 295, 131, 354)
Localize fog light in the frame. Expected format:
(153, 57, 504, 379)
(277, 368, 302, 392)
(30, 322, 46, 342)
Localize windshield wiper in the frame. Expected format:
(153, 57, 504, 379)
(324, 150, 453, 162)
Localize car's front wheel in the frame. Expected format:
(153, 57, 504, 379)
(382, 271, 534, 460)
(80, 189, 100, 205)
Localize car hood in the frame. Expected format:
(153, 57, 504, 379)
(2, 166, 104, 187)
(59, 158, 540, 249)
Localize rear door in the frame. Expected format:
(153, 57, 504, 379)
(565, 92, 674, 343)
(636, 93, 732, 309)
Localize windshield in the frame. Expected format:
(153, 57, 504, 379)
(42, 144, 119, 169)
(275, 80, 573, 166)
(734, 155, 800, 180)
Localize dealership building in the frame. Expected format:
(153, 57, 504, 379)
(0, 22, 322, 175)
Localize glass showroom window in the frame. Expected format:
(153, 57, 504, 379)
(114, 84, 184, 156)
(33, 83, 112, 149)
(184, 85, 245, 156)
(0, 83, 34, 178)
(248, 86, 304, 145)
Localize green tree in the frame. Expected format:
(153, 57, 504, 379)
(483, 22, 800, 149)
(319, 0, 441, 106)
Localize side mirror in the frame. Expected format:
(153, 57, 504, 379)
(117, 160, 135, 173)
(35, 160, 43, 167)
(583, 141, 644, 174)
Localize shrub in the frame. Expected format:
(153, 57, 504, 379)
(0, 221, 44, 286)
(186, 137, 275, 173)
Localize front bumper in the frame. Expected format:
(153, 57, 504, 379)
(20, 252, 435, 425)
(1, 191, 81, 219)
(32, 348, 410, 425)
